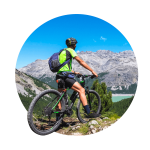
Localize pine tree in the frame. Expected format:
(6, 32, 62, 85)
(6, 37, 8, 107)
(91, 79, 113, 114)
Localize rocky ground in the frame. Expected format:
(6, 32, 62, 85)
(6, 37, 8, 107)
(55, 116, 119, 136)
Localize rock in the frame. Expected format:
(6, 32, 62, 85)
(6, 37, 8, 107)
(97, 118, 102, 121)
(90, 125, 94, 129)
(25, 83, 32, 88)
(71, 125, 80, 130)
(103, 117, 109, 120)
(91, 129, 96, 134)
(72, 132, 82, 136)
(89, 125, 97, 134)
(76, 126, 80, 129)
(89, 120, 98, 125)
(99, 126, 103, 131)
(87, 131, 92, 135)
(103, 126, 109, 129)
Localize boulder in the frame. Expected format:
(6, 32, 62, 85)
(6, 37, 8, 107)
(89, 125, 97, 134)
(88, 120, 98, 125)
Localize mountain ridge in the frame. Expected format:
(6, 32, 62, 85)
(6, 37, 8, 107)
(18, 50, 138, 94)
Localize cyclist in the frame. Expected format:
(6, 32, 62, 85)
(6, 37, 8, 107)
(56, 37, 100, 121)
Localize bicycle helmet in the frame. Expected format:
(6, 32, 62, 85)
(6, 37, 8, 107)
(66, 37, 78, 46)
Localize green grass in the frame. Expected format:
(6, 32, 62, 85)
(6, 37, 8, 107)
(78, 123, 89, 135)
(97, 120, 102, 125)
(101, 111, 120, 120)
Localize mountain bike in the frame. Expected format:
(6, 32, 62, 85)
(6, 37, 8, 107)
(27, 74, 101, 135)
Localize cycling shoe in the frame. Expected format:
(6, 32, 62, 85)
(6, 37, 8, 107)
(86, 112, 101, 118)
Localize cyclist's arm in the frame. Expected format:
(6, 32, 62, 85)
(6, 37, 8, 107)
(71, 70, 75, 73)
(71, 70, 80, 74)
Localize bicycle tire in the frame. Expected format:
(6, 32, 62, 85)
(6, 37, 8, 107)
(76, 90, 101, 123)
(27, 89, 65, 136)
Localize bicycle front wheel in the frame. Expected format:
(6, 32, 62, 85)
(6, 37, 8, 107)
(77, 90, 101, 123)
(27, 89, 65, 135)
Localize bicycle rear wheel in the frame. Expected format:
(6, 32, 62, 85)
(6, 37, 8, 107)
(77, 90, 101, 123)
(27, 89, 65, 135)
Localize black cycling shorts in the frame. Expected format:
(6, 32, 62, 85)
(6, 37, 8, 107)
(56, 75, 76, 89)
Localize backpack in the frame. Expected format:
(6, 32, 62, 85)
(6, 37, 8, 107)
(48, 49, 71, 73)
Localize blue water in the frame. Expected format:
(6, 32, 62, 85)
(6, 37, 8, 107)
(112, 96, 132, 102)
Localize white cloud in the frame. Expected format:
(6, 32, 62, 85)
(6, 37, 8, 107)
(100, 36, 107, 41)
(76, 50, 80, 53)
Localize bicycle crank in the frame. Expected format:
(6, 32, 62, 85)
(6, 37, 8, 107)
(65, 108, 73, 117)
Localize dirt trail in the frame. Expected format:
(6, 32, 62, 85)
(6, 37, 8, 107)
(55, 117, 118, 136)
(35, 117, 120, 136)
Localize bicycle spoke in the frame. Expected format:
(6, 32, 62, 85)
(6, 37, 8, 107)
(28, 90, 64, 134)
(45, 95, 58, 108)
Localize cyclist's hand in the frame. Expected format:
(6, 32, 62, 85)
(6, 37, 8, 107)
(75, 72, 81, 75)
(91, 70, 98, 77)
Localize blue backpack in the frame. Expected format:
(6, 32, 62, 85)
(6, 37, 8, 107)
(48, 49, 71, 73)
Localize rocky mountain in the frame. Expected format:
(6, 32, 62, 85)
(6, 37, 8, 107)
(19, 50, 138, 93)
(15, 69, 51, 97)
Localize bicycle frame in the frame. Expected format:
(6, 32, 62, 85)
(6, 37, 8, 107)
(51, 89, 78, 113)
(51, 77, 92, 114)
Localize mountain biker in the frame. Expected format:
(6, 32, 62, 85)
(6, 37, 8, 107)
(56, 37, 100, 121)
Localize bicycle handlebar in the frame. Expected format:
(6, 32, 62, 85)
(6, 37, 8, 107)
(76, 74, 96, 79)
(62, 72, 97, 79)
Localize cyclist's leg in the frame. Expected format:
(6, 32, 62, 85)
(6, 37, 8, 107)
(71, 82, 91, 115)
(71, 82, 88, 106)
(57, 88, 64, 110)
(56, 78, 87, 110)
(56, 75, 64, 110)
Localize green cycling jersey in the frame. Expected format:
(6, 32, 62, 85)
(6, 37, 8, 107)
(57, 48, 77, 74)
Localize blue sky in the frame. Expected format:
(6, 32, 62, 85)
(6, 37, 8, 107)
(16, 14, 133, 69)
